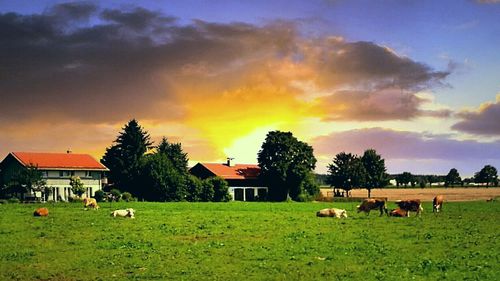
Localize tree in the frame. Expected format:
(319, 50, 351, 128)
(156, 137, 189, 174)
(445, 168, 462, 187)
(361, 149, 389, 198)
(397, 172, 414, 187)
(69, 176, 85, 198)
(207, 177, 231, 202)
(7, 164, 46, 200)
(200, 179, 215, 202)
(140, 153, 187, 201)
(186, 175, 203, 202)
(327, 152, 366, 197)
(474, 165, 498, 187)
(101, 119, 153, 196)
(258, 131, 317, 201)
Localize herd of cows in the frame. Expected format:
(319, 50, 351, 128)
(32, 196, 446, 219)
(316, 195, 445, 218)
(33, 197, 136, 218)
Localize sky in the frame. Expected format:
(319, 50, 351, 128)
(1, 0, 499, 177)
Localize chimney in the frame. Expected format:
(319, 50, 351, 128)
(226, 157, 235, 167)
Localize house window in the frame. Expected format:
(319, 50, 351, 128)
(42, 171, 48, 177)
(59, 171, 74, 177)
(85, 171, 92, 177)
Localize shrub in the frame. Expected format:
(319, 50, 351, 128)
(109, 189, 122, 201)
(200, 180, 215, 202)
(186, 175, 203, 202)
(94, 190, 105, 202)
(0, 199, 8, 204)
(68, 196, 83, 203)
(7, 197, 20, 203)
(209, 177, 231, 202)
(121, 192, 133, 202)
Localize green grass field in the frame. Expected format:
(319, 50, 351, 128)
(0, 200, 499, 281)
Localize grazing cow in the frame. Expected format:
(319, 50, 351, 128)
(356, 198, 388, 216)
(111, 208, 135, 218)
(389, 208, 407, 217)
(395, 199, 423, 217)
(83, 197, 99, 210)
(316, 208, 348, 218)
(34, 207, 49, 217)
(433, 195, 444, 213)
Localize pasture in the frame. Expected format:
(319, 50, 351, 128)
(0, 200, 499, 281)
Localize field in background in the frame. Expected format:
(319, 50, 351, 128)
(1, 201, 499, 280)
(321, 188, 500, 202)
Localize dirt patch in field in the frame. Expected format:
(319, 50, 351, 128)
(321, 188, 500, 202)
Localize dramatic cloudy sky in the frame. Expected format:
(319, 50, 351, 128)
(1, 0, 499, 176)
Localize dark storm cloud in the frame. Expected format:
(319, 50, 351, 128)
(0, 2, 448, 125)
(452, 97, 500, 135)
(0, 4, 295, 124)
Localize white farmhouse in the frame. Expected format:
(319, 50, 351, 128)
(0, 151, 108, 201)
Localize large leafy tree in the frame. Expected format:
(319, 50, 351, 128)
(445, 168, 462, 187)
(474, 165, 498, 187)
(361, 149, 389, 198)
(327, 152, 366, 196)
(139, 153, 187, 201)
(258, 131, 317, 201)
(101, 119, 152, 196)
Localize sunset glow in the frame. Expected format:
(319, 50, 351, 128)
(1, 0, 500, 176)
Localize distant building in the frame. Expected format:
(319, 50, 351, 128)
(189, 158, 267, 201)
(0, 152, 108, 201)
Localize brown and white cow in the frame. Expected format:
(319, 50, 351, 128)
(395, 199, 423, 217)
(356, 198, 388, 216)
(433, 195, 444, 213)
(389, 208, 407, 217)
(83, 197, 99, 210)
(111, 208, 135, 218)
(33, 207, 49, 217)
(316, 208, 348, 218)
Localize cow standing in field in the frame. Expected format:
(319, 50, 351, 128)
(316, 208, 348, 218)
(34, 207, 49, 217)
(395, 199, 423, 217)
(83, 197, 99, 210)
(433, 195, 444, 213)
(389, 208, 407, 217)
(357, 198, 388, 216)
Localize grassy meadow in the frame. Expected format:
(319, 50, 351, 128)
(0, 200, 499, 281)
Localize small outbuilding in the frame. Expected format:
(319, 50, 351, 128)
(189, 159, 267, 201)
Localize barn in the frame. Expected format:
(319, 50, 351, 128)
(189, 159, 268, 201)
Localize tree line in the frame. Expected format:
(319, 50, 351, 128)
(102, 123, 320, 202)
(1, 119, 498, 202)
(101, 120, 231, 202)
(391, 166, 498, 188)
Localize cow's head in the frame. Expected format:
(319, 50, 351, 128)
(340, 210, 348, 218)
(126, 208, 135, 218)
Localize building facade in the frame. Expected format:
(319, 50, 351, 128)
(189, 159, 267, 201)
(0, 152, 108, 201)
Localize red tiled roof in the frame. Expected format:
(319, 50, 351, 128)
(11, 152, 108, 171)
(199, 163, 260, 180)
